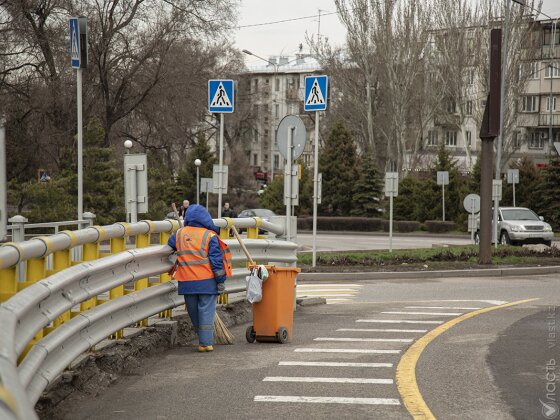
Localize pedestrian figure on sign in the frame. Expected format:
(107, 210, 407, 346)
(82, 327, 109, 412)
(310, 85, 320, 104)
(213, 85, 226, 106)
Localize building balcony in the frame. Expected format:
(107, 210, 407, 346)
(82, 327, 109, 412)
(434, 113, 461, 127)
(517, 113, 539, 127)
(538, 113, 560, 127)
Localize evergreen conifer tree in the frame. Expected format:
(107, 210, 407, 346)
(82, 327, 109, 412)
(82, 119, 123, 224)
(351, 156, 383, 217)
(319, 121, 358, 216)
(535, 156, 560, 229)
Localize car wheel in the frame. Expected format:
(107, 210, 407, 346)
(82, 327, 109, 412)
(500, 231, 511, 245)
(474, 231, 480, 245)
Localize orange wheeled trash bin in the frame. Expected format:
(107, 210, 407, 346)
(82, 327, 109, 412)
(246, 265, 300, 344)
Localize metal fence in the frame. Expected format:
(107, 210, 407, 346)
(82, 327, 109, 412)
(0, 216, 296, 419)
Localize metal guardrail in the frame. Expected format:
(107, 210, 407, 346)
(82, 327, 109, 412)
(0, 216, 295, 419)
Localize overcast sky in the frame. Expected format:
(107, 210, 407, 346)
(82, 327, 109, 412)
(235, 0, 560, 66)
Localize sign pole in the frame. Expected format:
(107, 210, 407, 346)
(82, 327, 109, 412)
(77, 67, 83, 227)
(0, 119, 6, 241)
(513, 181, 516, 207)
(312, 111, 320, 267)
(218, 113, 224, 218)
(389, 190, 394, 253)
(442, 184, 445, 222)
(286, 127, 293, 241)
(471, 198, 475, 244)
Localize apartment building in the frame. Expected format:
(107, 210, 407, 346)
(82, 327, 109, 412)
(238, 54, 322, 182)
(415, 18, 559, 173)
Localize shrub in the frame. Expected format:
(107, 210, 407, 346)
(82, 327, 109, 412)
(425, 220, 456, 233)
(298, 217, 385, 231)
(297, 217, 422, 232)
(395, 221, 422, 232)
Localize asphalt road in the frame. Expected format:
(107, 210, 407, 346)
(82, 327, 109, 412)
(57, 273, 560, 420)
(295, 232, 472, 252)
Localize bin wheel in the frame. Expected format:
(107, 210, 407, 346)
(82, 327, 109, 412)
(246, 326, 256, 343)
(277, 327, 289, 344)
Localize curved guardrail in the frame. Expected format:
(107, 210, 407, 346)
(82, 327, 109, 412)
(0, 217, 295, 419)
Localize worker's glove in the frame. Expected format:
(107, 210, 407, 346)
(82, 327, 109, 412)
(217, 282, 226, 295)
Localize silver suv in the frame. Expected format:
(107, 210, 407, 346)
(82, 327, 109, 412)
(475, 207, 554, 246)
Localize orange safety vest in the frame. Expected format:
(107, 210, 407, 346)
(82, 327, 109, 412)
(174, 226, 232, 282)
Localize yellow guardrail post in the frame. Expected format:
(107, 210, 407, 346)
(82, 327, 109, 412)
(246, 217, 262, 239)
(109, 223, 128, 339)
(158, 221, 178, 319)
(134, 221, 153, 326)
(220, 217, 233, 240)
(51, 246, 72, 330)
(217, 293, 229, 305)
(81, 227, 103, 312)
(0, 265, 17, 303)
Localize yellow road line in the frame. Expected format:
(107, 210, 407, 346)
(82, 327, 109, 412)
(395, 298, 539, 419)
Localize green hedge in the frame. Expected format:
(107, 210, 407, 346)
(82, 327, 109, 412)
(297, 217, 421, 233)
(424, 220, 456, 233)
(297, 217, 384, 231)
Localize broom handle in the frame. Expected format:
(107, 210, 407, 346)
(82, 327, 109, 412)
(231, 225, 255, 266)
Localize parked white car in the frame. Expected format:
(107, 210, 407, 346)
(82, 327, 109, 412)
(475, 207, 554, 246)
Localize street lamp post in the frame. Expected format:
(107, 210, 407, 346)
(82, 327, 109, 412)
(194, 158, 201, 205)
(123, 140, 134, 223)
(243, 49, 279, 182)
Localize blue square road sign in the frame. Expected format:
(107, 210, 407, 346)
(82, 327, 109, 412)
(208, 80, 235, 113)
(304, 75, 328, 111)
(70, 17, 81, 69)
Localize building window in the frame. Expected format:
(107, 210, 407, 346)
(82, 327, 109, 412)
(253, 153, 258, 166)
(544, 28, 560, 45)
(546, 96, 557, 112)
(274, 103, 280, 118)
(445, 131, 457, 147)
(544, 62, 560, 78)
(465, 131, 472, 147)
(530, 61, 540, 79)
(275, 78, 280, 92)
(253, 78, 259, 92)
(522, 95, 539, 112)
(253, 129, 259, 143)
(528, 132, 544, 148)
(265, 78, 269, 84)
(264, 116, 269, 124)
(512, 131, 521, 148)
(520, 62, 540, 80)
(466, 68, 475, 86)
(446, 98, 456, 113)
(264, 129, 269, 138)
(466, 100, 473, 116)
(273, 154, 280, 169)
(427, 130, 438, 146)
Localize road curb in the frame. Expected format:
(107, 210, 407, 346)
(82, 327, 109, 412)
(298, 265, 560, 281)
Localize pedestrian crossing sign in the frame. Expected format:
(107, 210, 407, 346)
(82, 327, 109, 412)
(70, 17, 81, 68)
(304, 75, 328, 111)
(208, 80, 235, 113)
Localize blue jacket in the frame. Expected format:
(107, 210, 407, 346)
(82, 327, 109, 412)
(168, 205, 225, 295)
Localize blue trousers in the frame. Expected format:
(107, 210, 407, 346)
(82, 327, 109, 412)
(184, 294, 216, 346)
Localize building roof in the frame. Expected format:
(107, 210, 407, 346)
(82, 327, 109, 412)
(242, 54, 322, 75)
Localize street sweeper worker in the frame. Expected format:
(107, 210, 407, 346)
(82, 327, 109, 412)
(168, 204, 232, 352)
